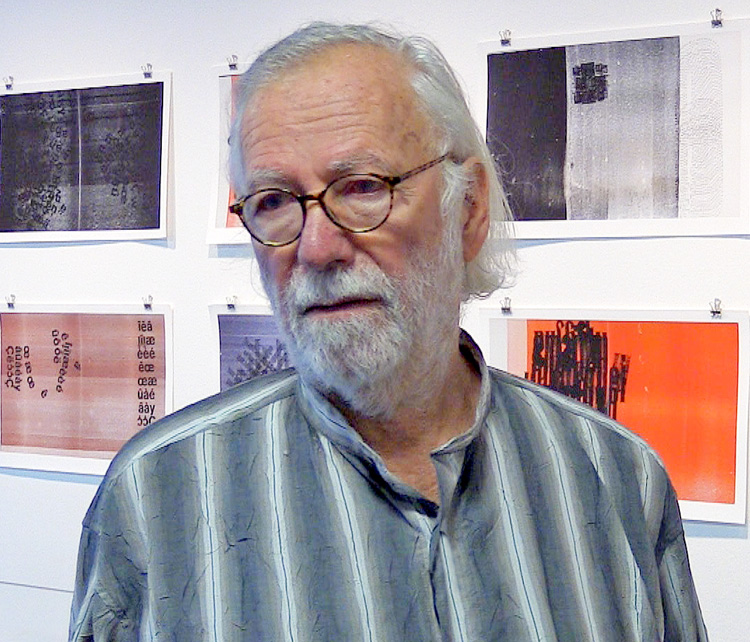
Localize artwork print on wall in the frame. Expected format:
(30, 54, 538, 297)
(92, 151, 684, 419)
(479, 307, 749, 524)
(0, 72, 171, 242)
(0, 306, 172, 474)
(484, 20, 747, 238)
(217, 309, 290, 391)
(208, 63, 250, 244)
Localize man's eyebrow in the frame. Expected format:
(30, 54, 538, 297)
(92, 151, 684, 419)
(241, 154, 396, 193)
(242, 168, 293, 192)
(329, 153, 394, 176)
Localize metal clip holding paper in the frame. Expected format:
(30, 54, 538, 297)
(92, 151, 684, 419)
(499, 29, 512, 47)
(6, 294, 16, 309)
(501, 296, 512, 314)
(711, 8, 723, 28)
(141, 63, 153, 79)
(3, 76, 13, 91)
(709, 298, 722, 317)
(143, 295, 154, 310)
(226, 295, 238, 310)
(227, 55, 239, 72)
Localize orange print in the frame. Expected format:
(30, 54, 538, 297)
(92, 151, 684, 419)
(519, 319, 738, 504)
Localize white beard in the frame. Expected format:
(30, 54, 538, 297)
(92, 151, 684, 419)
(261, 216, 465, 419)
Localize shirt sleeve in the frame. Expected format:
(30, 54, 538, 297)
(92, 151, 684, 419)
(657, 484, 710, 641)
(69, 471, 147, 642)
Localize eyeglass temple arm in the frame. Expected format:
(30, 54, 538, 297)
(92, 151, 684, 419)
(389, 153, 451, 186)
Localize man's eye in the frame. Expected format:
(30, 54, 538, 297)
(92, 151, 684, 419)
(338, 176, 387, 197)
(253, 190, 294, 213)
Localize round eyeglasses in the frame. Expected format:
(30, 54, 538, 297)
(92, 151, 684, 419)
(229, 154, 449, 247)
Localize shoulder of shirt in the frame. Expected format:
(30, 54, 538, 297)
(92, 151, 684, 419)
(486, 365, 665, 467)
(102, 368, 299, 481)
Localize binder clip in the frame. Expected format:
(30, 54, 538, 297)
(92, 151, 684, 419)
(501, 296, 512, 314)
(499, 29, 512, 47)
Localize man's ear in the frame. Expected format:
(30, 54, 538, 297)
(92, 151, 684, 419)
(460, 157, 490, 263)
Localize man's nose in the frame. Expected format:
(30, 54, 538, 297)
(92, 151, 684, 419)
(295, 200, 356, 269)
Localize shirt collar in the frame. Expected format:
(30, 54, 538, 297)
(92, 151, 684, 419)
(433, 329, 491, 454)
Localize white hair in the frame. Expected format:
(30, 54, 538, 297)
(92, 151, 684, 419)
(228, 22, 516, 300)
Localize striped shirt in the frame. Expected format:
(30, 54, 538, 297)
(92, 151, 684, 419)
(70, 333, 707, 641)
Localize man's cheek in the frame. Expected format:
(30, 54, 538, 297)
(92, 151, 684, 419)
(256, 257, 281, 307)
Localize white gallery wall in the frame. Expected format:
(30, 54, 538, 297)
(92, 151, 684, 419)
(1, 0, 749, 639)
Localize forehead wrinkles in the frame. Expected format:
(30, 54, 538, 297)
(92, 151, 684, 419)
(240, 45, 433, 168)
(245, 92, 383, 147)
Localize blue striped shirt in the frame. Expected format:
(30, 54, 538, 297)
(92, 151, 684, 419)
(70, 334, 707, 641)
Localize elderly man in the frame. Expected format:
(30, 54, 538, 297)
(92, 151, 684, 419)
(70, 23, 707, 641)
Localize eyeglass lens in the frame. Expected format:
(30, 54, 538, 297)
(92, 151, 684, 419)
(241, 174, 393, 245)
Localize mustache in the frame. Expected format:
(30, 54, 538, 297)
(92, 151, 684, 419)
(284, 264, 398, 314)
